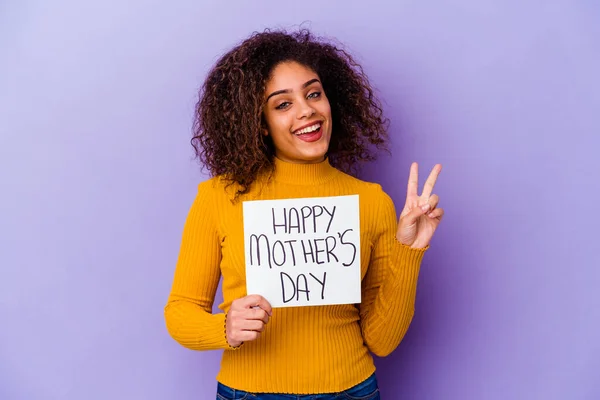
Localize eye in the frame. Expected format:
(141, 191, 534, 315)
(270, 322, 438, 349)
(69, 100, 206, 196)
(307, 91, 321, 99)
(275, 101, 291, 110)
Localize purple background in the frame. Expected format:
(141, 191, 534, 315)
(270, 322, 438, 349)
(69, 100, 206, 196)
(1, 1, 599, 399)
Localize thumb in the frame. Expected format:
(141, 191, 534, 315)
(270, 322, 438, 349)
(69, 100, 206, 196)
(403, 203, 430, 225)
(241, 295, 272, 316)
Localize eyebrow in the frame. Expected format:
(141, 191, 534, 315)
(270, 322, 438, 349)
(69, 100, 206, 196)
(265, 78, 321, 102)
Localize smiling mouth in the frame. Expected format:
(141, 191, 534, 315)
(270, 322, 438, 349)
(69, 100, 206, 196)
(293, 122, 322, 136)
(292, 122, 324, 143)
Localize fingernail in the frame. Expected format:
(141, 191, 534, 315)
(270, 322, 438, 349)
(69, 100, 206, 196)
(421, 204, 430, 212)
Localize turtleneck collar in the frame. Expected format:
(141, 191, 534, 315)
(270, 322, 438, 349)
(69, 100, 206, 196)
(269, 156, 339, 185)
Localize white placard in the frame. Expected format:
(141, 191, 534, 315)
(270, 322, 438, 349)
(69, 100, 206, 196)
(243, 195, 361, 308)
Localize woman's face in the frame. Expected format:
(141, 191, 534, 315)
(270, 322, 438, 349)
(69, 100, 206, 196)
(262, 61, 332, 164)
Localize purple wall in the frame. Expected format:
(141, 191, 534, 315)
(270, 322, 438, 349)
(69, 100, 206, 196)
(1, 1, 599, 399)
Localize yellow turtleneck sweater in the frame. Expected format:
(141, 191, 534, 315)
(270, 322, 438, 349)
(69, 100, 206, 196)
(164, 157, 427, 394)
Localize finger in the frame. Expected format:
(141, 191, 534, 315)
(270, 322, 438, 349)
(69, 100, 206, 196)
(239, 294, 264, 308)
(255, 296, 272, 316)
(427, 194, 439, 210)
(241, 319, 266, 332)
(239, 295, 272, 315)
(421, 164, 442, 199)
(248, 308, 269, 324)
(236, 330, 261, 342)
(427, 208, 444, 220)
(407, 162, 419, 198)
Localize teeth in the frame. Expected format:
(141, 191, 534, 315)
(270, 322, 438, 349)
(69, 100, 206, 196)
(295, 123, 321, 135)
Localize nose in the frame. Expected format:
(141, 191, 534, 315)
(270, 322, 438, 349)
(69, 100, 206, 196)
(296, 99, 316, 120)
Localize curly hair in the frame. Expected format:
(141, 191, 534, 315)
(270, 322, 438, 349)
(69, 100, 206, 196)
(192, 28, 389, 196)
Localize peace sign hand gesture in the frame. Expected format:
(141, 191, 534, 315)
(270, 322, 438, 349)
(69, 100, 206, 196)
(397, 163, 444, 249)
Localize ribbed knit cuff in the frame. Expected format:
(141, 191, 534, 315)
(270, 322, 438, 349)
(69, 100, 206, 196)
(391, 240, 428, 276)
(379, 240, 427, 309)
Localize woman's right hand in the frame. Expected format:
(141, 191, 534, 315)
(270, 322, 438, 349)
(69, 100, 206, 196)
(225, 294, 272, 348)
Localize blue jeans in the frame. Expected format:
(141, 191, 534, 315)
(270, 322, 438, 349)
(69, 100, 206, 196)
(216, 373, 380, 399)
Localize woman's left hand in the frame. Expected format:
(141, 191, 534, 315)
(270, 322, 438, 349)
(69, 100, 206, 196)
(396, 162, 444, 249)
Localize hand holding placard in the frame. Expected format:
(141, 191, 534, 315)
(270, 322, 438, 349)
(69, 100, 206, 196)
(225, 294, 272, 347)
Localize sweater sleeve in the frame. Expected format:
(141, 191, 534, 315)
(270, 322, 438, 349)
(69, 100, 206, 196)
(164, 180, 232, 351)
(359, 189, 428, 357)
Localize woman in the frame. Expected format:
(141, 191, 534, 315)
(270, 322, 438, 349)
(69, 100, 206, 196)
(164, 28, 444, 399)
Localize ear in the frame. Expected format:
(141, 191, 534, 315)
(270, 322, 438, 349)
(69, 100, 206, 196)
(262, 128, 269, 137)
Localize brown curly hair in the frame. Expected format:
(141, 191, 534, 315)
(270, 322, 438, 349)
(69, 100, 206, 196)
(192, 28, 389, 196)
